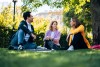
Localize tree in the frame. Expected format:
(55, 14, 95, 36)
(21, 0, 63, 12)
(91, 0, 100, 44)
(22, 0, 92, 32)
(21, 0, 93, 44)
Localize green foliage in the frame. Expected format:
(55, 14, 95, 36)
(63, 0, 92, 32)
(60, 34, 68, 48)
(0, 4, 22, 47)
(0, 4, 13, 29)
(63, 0, 92, 44)
(21, 0, 43, 12)
(31, 17, 50, 46)
(0, 0, 93, 47)
(0, 27, 12, 48)
(32, 17, 49, 34)
(0, 5, 13, 47)
(22, 0, 92, 33)
(21, 0, 63, 12)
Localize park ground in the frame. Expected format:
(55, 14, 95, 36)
(0, 48, 100, 67)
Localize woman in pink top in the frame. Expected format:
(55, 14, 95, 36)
(44, 21, 61, 50)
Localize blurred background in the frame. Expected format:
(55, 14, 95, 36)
(0, 0, 92, 48)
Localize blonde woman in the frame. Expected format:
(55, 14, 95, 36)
(44, 21, 61, 50)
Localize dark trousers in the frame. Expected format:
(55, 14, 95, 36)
(70, 33, 88, 50)
(44, 40, 60, 50)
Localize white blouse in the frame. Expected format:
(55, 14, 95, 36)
(51, 32, 55, 38)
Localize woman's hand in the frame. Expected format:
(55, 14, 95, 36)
(53, 39, 59, 45)
(45, 36, 50, 40)
(66, 34, 70, 41)
(66, 33, 73, 41)
(45, 36, 53, 40)
(49, 36, 53, 40)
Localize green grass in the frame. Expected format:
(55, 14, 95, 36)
(0, 48, 100, 67)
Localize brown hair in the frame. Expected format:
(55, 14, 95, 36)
(72, 17, 81, 28)
(49, 21, 58, 31)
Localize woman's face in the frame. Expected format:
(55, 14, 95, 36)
(70, 18, 76, 27)
(52, 22, 57, 29)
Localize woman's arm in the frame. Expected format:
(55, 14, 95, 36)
(54, 31, 61, 40)
(43, 30, 49, 40)
(71, 25, 84, 34)
(53, 31, 61, 45)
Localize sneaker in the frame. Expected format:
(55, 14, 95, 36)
(8, 45, 18, 50)
(18, 45, 23, 50)
(37, 46, 47, 50)
(67, 45, 74, 51)
(51, 49, 54, 50)
(8, 45, 14, 50)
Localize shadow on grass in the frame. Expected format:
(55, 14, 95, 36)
(0, 48, 100, 67)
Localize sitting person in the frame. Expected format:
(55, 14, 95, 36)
(9, 11, 37, 50)
(44, 21, 61, 50)
(67, 17, 91, 50)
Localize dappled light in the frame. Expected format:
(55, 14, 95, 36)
(0, 49, 100, 67)
(0, 0, 100, 67)
(86, 50, 100, 55)
(0, 0, 93, 47)
(17, 53, 32, 57)
(8, 51, 17, 54)
(87, 51, 96, 55)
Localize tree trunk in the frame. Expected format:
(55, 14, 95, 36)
(91, 0, 100, 44)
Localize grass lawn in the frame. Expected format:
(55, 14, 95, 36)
(0, 48, 100, 67)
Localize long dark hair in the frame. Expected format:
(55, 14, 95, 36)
(72, 17, 81, 28)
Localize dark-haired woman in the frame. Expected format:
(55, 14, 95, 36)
(67, 17, 91, 50)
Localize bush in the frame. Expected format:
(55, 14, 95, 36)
(0, 26, 13, 47)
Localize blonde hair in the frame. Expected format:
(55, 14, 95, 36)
(49, 21, 58, 31)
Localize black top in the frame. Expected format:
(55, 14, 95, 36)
(18, 20, 34, 35)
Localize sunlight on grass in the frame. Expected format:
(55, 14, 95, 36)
(86, 49, 100, 55)
(14, 51, 50, 59)
(0, 48, 100, 67)
(31, 52, 50, 59)
(87, 51, 95, 55)
(35, 50, 52, 52)
(8, 51, 17, 54)
(17, 53, 31, 57)
(54, 57, 69, 63)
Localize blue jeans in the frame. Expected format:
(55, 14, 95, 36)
(10, 29, 37, 49)
(44, 40, 60, 50)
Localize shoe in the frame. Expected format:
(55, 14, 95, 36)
(8, 45, 18, 50)
(8, 45, 14, 50)
(67, 45, 74, 51)
(18, 45, 23, 50)
(37, 46, 47, 50)
(51, 49, 54, 50)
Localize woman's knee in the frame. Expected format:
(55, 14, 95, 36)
(74, 32, 81, 36)
(74, 32, 83, 39)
